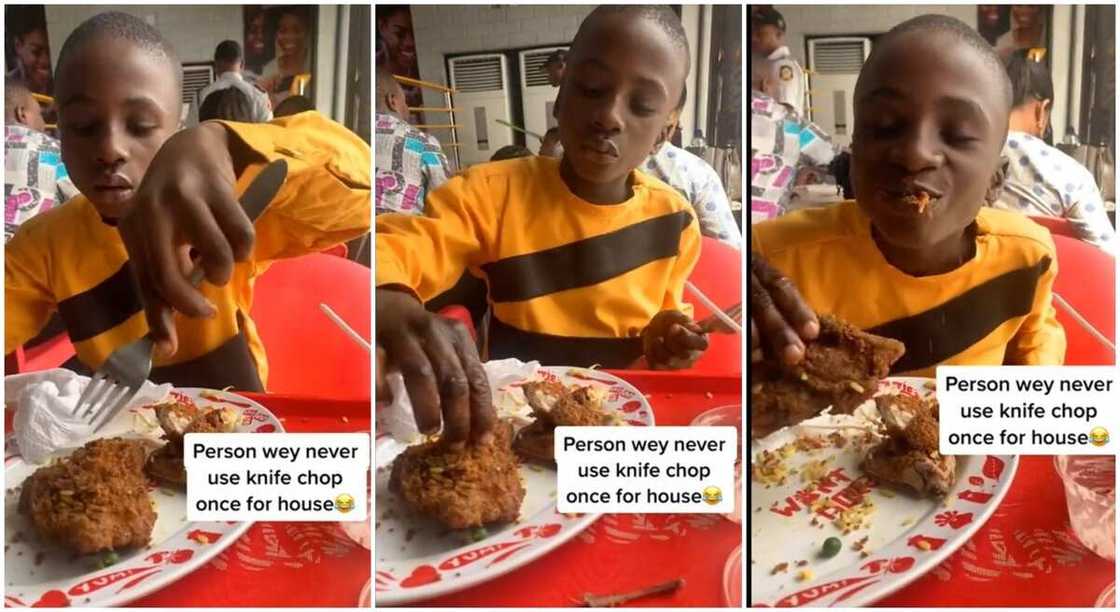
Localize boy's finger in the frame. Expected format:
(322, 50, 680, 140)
(419, 320, 471, 443)
(375, 346, 391, 401)
(449, 321, 496, 444)
(753, 257, 818, 341)
(668, 324, 708, 352)
(180, 194, 237, 286)
(389, 332, 442, 436)
(208, 180, 256, 263)
(750, 268, 804, 365)
(147, 215, 216, 319)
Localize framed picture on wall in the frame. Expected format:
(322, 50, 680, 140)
(376, 5, 424, 124)
(243, 5, 318, 108)
(977, 5, 1053, 62)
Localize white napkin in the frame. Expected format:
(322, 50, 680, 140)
(8, 369, 173, 464)
(377, 358, 540, 443)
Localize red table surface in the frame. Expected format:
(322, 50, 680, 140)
(1, 394, 372, 608)
(872, 455, 1114, 607)
(406, 370, 744, 607)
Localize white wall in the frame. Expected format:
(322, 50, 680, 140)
(45, 5, 243, 66)
(775, 5, 975, 68)
(408, 5, 706, 148)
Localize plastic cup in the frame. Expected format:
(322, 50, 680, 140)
(691, 405, 742, 524)
(1054, 455, 1115, 561)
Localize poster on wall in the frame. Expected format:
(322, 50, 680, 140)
(243, 5, 318, 108)
(5, 5, 52, 98)
(376, 5, 424, 124)
(978, 5, 1052, 61)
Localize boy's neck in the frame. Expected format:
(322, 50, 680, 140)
(872, 224, 977, 277)
(559, 157, 633, 205)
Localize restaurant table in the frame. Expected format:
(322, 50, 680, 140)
(408, 371, 743, 607)
(875, 455, 1114, 607)
(3, 393, 372, 608)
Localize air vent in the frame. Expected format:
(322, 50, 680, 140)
(182, 63, 214, 104)
(813, 41, 866, 74)
(523, 49, 560, 87)
(451, 55, 504, 93)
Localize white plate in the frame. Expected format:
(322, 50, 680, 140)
(374, 366, 654, 606)
(750, 377, 1018, 607)
(4, 388, 283, 608)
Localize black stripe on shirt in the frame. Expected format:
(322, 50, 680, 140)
(868, 256, 1053, 373)
(56, 262, 143, 343)
(150, 324, 263, 391)
(481, 210, 693, 303)
(488, 317, 643, 368)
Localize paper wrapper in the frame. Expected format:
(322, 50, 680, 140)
(7, 369, 172, 464)
(376, 358, 541, 444)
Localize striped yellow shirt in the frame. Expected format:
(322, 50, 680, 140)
(5, 112, 371, 390)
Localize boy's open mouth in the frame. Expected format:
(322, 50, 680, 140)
(582, 139, 620, 164)
(883, 184, 943, 215)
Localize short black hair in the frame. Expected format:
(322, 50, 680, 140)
(860, 14, 1011, 109)
(490, 145, 533, 161)
(7, 5, 47, 41)
(376, 64, 405, 113)
(575, 6, 690, 75)
(214, 40, 242, 64)
(55, 11, 183, 96)
(199, 87, 254, 123)
(1005, 48, 1053, 109)
(274, 94, 314, 117)
(5, 76, 33, 118)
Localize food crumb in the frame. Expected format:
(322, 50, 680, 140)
(796, 560, 808, 567)
(900, 518, 914, 527)
(917, 541, 932, 551)
(771, 562, 789, 575)
(860, 550, 870, 558)
(704, 392, 714, 399)
(796, 569, 814, 582)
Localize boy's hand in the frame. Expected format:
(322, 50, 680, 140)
(750, 255, 818, 365)
(376, 288, 496, 443)
(642, 310, 708, 370)
(119, 123, 254, 358)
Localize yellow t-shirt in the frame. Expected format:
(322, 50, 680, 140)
(5, 112, 371, 390)
(751, 201, 1066, 375)
(376, 156, 701, 367)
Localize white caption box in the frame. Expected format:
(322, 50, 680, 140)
(938, 366, 1116, 455)
(184, 433, 370, 521)
(555, 426, 737, 513)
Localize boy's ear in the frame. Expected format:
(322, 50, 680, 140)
(13, 104, 27, 126)
(653, 110, 680, 154)
(985, 156, 1010, 205)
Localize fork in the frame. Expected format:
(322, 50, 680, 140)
(698, 302, 743, 334)
(72, 266, 206, 434)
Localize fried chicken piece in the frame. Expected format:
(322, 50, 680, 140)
(514, 381, 619, 466)
(145, 406, 238, 489)
(389, 421, 525, 529)
(861, 395, 956, 497)
(18, 438, 157, 554)
(750, 314, 905, 439)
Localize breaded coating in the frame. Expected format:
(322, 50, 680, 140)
(389, 422, 525, 529)
(145, 406, 238, 489)
(862, 395, 956, 497)
(515, 381, 619, 465)
(750, 314, 905, 438)
(18, 438, 157, 554)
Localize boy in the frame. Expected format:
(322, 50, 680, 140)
(751, 15, 1064, 375)
(5, 12, 370, 391)
(377, 6, 708, 442)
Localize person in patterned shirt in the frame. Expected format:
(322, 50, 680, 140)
(375, 65, 451, 216)
(4, 77, 78, 242)
(642, 87, 741, 247)
(992, 49, 1115, 254)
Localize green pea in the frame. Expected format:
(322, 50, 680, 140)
(821, 537, 842, 558)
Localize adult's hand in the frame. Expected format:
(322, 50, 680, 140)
(376, 288, 496, 443)
(750, 255, 819, 365)
(118, 122, 254, 358)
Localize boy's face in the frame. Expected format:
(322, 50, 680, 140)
(56, 37, 181, 219)
(851, 31, 1009, 249)
(557, 13, 686, 194)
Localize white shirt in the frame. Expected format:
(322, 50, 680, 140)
(195, 71, 273, 123)
(641, 142, 742, 247)
(763, 46, 805, 118)
(994, 131, 1115, 254)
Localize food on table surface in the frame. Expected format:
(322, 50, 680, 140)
(18, 438, 158, 554)
(861, 394, 956, 497)
(389, 421, 525, 529)
(750, 314, 905, 439)
(514, 380, 621, 466)
(145, 403, 238, 489)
